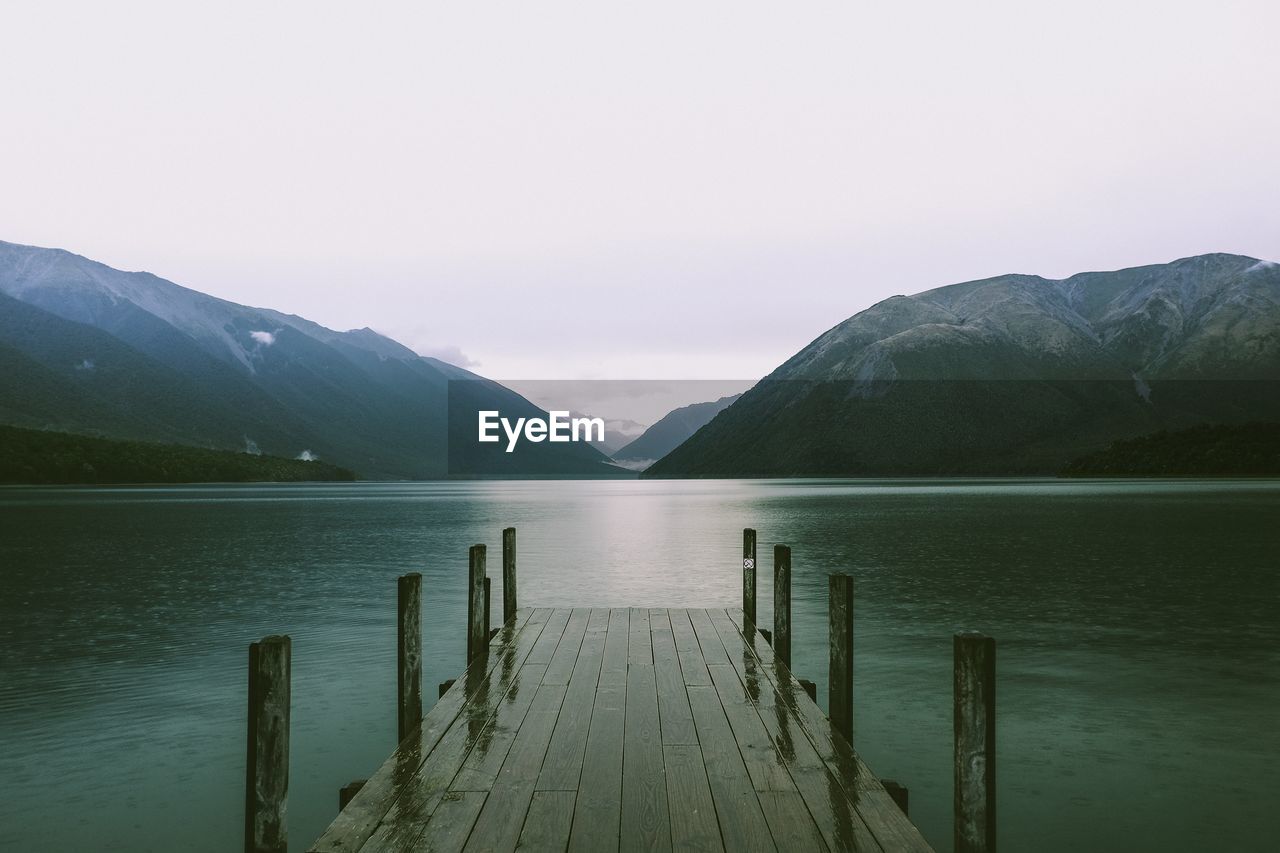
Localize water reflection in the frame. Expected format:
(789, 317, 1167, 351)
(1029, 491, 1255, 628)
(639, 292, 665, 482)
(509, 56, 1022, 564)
(1, 480, 1277, 852)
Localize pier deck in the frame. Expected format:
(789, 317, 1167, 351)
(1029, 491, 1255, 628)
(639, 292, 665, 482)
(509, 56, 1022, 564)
(310, 607, 935, 852)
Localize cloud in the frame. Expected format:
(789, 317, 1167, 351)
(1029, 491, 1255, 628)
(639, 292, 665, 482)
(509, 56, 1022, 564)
(417, 344, 479, 368)
(243, 437, 262, 455)
(296, 449, 317, 461)
(74, 358, 95, 371)
(250, 330, 276, 346)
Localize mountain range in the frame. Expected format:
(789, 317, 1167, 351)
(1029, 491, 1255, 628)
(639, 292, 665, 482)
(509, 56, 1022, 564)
(646, 253, 1280, 476)
(611, 394, 741, 470)
(0, 240, 624, 479)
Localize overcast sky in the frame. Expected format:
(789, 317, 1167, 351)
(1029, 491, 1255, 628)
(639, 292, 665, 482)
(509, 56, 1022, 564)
(4, 1, 1278, 380)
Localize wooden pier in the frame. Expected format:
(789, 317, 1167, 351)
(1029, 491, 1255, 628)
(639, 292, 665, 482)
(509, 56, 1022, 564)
(245, 528, 997, 853)
(310, 606, 933, 852)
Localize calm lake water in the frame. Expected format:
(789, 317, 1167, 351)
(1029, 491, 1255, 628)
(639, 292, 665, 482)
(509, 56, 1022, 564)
(1, 479, 1277, 852)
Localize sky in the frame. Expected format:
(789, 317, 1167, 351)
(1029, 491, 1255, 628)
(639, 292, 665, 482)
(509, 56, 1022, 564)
(3, 0, 1279, 381)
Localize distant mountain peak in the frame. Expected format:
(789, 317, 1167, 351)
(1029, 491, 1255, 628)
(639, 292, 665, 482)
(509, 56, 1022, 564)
(647, 253, 1280, 478)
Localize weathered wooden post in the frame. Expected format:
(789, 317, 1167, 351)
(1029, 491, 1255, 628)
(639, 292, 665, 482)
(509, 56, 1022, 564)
(742, 528, 757, 632)
(397, 573, 422, 743)
(245, 635, 290, 853)
(955, 632, 996, 853)
(773, 544, 792, 668)
(338, 780, 366, 811)
(882, 780, 909, 816)
(467, 545, 487, 664)
(484, 576, 492, 639)
(828, 574, 853, 745)
(502, 526, 517, 624)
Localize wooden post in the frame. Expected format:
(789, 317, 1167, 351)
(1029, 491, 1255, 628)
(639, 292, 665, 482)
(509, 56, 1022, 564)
(484, 576, 492, 640)
(339, 780, 366, 811)
(882, 780, 909, 816)
(467, 545, 487, 664)
(742, 528, 757, 632)
(245, 635, 290, 853)
(828, 574, 853, 745)
(397, 573, 423, 743)
(502, 526, 517, 624)
(773, 544, 792, 668)
(955, 632, 996, 853)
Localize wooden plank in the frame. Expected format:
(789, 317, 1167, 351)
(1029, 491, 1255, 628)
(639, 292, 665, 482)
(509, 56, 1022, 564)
(568, 609, 630, 852)
(598, 608, 630, 687)
(621, 663, 671, 852)
(650, 609, 697, 746)
(527, 608, 573, 666)
(701, 614, 876, 853)
(544, 608, 591, 686)
(516, 791, 576, 852)
(686, 684, 777, 853)
(448, 663, 549, 792)
(628, 606, 653, 665)
(309, 608, 545, 853)
(687, 608, 732, 669)
(365, 658, 550, 849)
(663, 744, 724, 853)
(704, 663, 799, 793)
(668, 608, 712, 687)
(537, 609, 608, 791)
(462, 682, 570, 852)
(757, 791, 828, 853)
(400, 791, 486, 853)
(714, 609, 934, 853)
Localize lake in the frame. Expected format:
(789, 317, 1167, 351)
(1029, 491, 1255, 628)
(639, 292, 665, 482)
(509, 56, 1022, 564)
(1, 479, 1277, 852)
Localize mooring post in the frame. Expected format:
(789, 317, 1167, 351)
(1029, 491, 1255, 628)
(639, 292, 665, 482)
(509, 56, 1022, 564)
(484, 576, 492, 640)
(467, 545, 487, 664)
(502, 526, 517, 624)
(397, 573, 423, 743)
(338, 780, 366, 811)
(245, 635, 290, 853)
(955, 631, 996, 853)
(742, 528, 757, 632)
(773, 544, 792, 668)
(882, 779, 909, 816)
(828, 573, 854, 745)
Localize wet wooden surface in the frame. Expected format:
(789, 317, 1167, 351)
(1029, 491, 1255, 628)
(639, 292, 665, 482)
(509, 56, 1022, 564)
(309, 608, 935, 852)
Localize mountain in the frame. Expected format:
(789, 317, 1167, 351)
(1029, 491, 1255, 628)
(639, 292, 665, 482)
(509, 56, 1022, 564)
(645, 254, 1280, 477)
(1062, 422, 1280, 476)
(612, 394, 742, 470)
(0, 240, 626, 479)
(0, 424, 356, 484)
